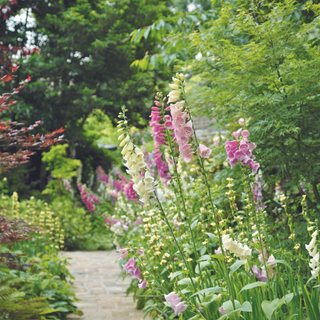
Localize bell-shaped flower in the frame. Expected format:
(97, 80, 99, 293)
(198, 144, 212, 158)
(222, 234, 232, 250)
(182, 153, 193, 163)
(180, 145, 192, 157)
(165, 292, 180, 305)
(135, 147, 144, 161)
(164, 119, 173, 130)
(225, 139, 238, 152)
(141, 192, 150, 204)
(168, 90, 181, 103)
(144, 171, 154, 183)
(177, 135, 189, 147)
(122, 258, 136, 276)
(238, 118, 244, 125)
(309, 252, 319, 269)
(132, 268, 141, 281)
(311, 266, 320, 277)
(260, 267, 268, 282)
(242, 129, 250, 138)
(138, 279, 147, 288)
(119, 251, 128, 260)
(183, 121, 193, 136)
(122, 141, 133, 156)
(164, 292, 187, 316)
(249, 142, 256, 151)
(137, 249, 144, 256)
(169, 83, 180, 90)
(306, 237, 317, 253)
(239, 140, 249, 152)
(233, 128, 242, 139)
(119, 135, 130, 147)
(172, 301, 188, 316)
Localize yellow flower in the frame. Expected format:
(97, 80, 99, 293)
(289, 233, 295, 240)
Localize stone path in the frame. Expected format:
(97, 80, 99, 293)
(65, 251, 150, 320)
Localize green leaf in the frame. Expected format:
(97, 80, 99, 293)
(177, 277, 194, 287)
(285, 293, 294, 303)
(261, 297, 286, 320)
(170, 271, 183, 280)
(222, 300, 252, 314)
(205, 232, 218, 241)
(195, 261, 211, 274)
(229, 260, 246, 275)
(237, 301, 252, 312)
(239, 281, 268, 293)
(143, 26, 151, 40)
(191, 219, 199, 230)
(197, 255, 211, 261)
(181, 289, 191, 294)
(211, 254, 224, 261)
(250, 241, 262, 251)
(190, 287, 223, 298)
(160, 267, 168, 275)
(266, 259, 292, 270)
(285, 314, 298, 320)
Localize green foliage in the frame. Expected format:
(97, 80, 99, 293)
(1, 191, 113, 251)
(12, 0, 172, 133)
(0, 267, 58, 320)
(41, 144, 81, 199)
(83, 109, 118, 147)
(42, 144, 81, 180)
(182, 0, 320, 208)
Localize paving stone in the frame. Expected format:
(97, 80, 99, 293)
(65, 250, 150, 320)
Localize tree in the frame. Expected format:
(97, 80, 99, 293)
(183, 0, 320, 209)
(0, 67, 64, 173)
(12, 0, 172, 145)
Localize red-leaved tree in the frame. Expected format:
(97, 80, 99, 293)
(0, 67, 65, 173)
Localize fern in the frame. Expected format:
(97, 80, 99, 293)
(0, 268, 57, 320)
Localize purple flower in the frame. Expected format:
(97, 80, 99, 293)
(122, 258, 136, 276)
(138, 279, 147, 289)
(219, 306, 226, 315)
(137, 249, 144, 256)
(119, 251, 128, 260)
(233, 128, 242, 139)
(260, 267, 268, 282)
(242, 129, 250, 138)
(198, 144, 212, 158)
(238, 118, 244, 125)
(172, 302, 188, 315)
(132, 268, 141, 281)
(251, 265, 268, 282)
(164, 292, 187, 316)
(214, 137, 220, 146)
(251, 265, 261, 278)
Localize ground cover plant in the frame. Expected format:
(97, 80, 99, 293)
(98, 71, 320, 320)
